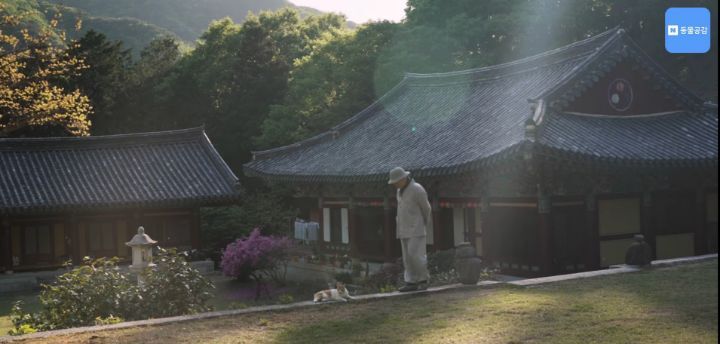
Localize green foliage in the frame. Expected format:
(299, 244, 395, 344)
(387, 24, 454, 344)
(201, 185, 297, 253)
(427, 249, 455, 276)
(256, 21, 398, 148)
(8, 251, 214, 334)
(363, 262, 403, 292)
(139, 248, 215, 318)
(94, 315, 123, 326)
(427, 249, 459, 285)
(9, 257, 135, 332)
(67, 30, 132, 130)
(55, 0, 314, 42)
(0, 7, 93, 137)
(7, 323, 37, 336)
(277, 293, 294, 304)
(379, 284, 397, 293)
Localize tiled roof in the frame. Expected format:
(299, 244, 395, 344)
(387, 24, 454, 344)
(244, 28, 716, 182)
(0, 127, 241, 214)
(536, 109, 718, 167)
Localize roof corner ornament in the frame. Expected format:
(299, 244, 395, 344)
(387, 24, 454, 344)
(331, 130, 340, 140)
(524, 117, 537, 142)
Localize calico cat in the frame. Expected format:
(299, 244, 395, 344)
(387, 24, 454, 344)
(313, 282, 354, 302)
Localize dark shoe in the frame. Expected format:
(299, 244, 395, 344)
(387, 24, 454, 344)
(398, 283, 418, 292)
(416, 280, 428, 290)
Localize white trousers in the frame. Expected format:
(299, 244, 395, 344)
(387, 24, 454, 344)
(400, 236, 429, 283)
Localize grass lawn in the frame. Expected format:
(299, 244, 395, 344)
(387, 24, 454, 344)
(12, 259, 717, 344)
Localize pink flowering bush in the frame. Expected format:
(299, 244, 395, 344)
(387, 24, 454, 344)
(220, 228, 293, 284)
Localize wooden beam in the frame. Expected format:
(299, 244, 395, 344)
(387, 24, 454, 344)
(479, 199, 490, 261)
(383, 197, 393, 262)
(432, 198, 442, 251)
(640, 191, 655, 260)
(1, 217, 11, 272)
(69, 214, 80, 265)
(584, 194, 600, 270)
(537, 191, 554, 276)
(348, 197, 359, 257)
(317, 197, 325, 252)
(695, 189, 708, 255)
(191, 208, 201, 250)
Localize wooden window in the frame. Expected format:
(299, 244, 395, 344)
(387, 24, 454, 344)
(653, 193, 694, 235)
(165, 218, 192, 249)
(486, 206, 539, 265)
(142, 216, 194, 250)
(329, 208, 342, 244)
(87, 222, 116, 257)
(22, 224, 54, 264)
(355, 207, 384, 256)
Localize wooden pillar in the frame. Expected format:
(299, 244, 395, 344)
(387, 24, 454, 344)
(383, 197, 393, 262)
(641, 191, 655, 259)
(537, 191, 554, 275)
(584, 194, 600, 270)
(695, 189, 708, 255)
(69, 214, 80, 265)
(348, 197, 359, 257)
(191, 208, 201, 250)
(479, 198, 490, 262)
(317, 197, 325, 251)
(432, 198, 442, 251)
(1, 217, 11, 272)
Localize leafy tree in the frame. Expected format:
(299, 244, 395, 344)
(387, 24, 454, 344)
(401, 0, 717, 99)
(0, 8, 92, 137)
(201, 184, 298, 252)
(67, 30, 131, 134)
(159, 9, 347, 171)
(257, 21, 398, 148)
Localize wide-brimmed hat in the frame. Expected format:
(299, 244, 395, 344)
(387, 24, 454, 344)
(387, 167, 410, 184)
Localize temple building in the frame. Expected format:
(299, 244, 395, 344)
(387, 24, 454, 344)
(245, 27, 718, 276)
(1, 127, 241, 272)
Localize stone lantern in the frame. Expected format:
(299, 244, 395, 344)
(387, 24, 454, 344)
(126, 226, 157, 284)
(454, 242, 483, 285)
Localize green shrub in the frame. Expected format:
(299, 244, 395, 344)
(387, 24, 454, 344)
(137, 247, 215, 318)
(427, 249, 455, 275)
(379, 284, 396, 293)
(427, 249, 459, 284)
(363, 261, 403, 291)
(94, 315, 123, 326)
(8, 249, 214, 334)
(11, 257, 138, 332)
(277, 293, 294, 304)
(7, 323, 37, 336)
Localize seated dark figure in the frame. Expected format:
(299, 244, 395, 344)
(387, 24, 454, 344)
(625, 234, 652, 266)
